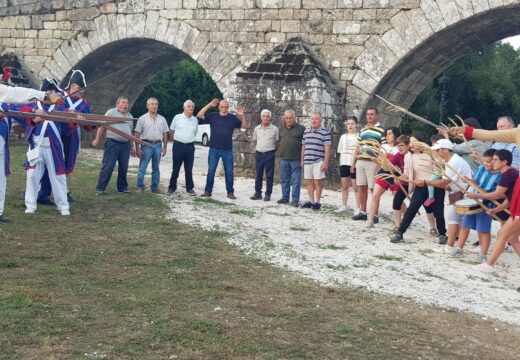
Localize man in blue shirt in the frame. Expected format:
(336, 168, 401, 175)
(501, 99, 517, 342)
(197, 99, 247, 199)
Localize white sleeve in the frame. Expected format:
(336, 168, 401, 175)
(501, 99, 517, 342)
(0, 84, 46, 103)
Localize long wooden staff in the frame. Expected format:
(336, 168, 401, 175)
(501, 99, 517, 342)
(413, 142, 506, 222)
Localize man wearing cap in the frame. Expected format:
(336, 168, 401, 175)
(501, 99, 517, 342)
(135, 97, 169, 193)
(92, 96, 136, 194)
(168, 100, 198, 195)
(250, 109, 279, 201)
(197, 99, 248, 199)
(414, 139, 472, 251)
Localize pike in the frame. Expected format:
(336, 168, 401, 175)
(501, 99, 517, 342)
(47, 110, 132, 123)
(64, 56, 154, 99)
(1, 110, 151, 147)
(375, 94, 449, 130)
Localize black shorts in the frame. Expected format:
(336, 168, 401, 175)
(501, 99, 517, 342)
(340, 165, 356, 179)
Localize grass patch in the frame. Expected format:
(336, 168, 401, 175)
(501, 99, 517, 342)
(1, 145, 519, 359)
(193, 197, 234, 207)
(466, 275, 492, 283)
(319, 244, 346, 250)
(229, 209, 255, 218)
(326, 264, 349, 271)
(289, 226, 310, 232)
(375, 254, 403, 262)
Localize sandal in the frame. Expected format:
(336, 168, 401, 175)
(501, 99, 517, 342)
(430, 229, 439, 236)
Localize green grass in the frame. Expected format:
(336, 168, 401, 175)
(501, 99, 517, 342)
(320, 244, 347, 250)
(193, 197, 234, 207)
(289, 226, 310, 232)
(326, 264, 349, 271)
(0, 144, 519, 359)
(375, 254, 403, 262)
(229, 209, 255, 218)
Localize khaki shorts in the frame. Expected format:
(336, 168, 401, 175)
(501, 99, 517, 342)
(304, 161, 326, 180)
(356, 159, 378, 188)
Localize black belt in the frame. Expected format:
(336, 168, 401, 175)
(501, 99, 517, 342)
(256, 150, 275, 154)
(107, 138, 129, 144)
(142, 140, 162, 144)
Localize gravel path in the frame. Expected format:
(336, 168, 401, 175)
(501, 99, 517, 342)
(84, 144, 520, 326)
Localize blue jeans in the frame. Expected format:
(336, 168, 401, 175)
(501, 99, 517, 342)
(280, 159, 302, 202)
(205, 147, 234, 194)
(136, 142, 162, 191)
(255, 151, 275, 195)
(96, 139, 131, 192)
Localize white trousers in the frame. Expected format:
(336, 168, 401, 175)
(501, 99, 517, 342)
(0, 84, 45, 103)
(25, 146, 69, 212)
(0, 152, 5, 216)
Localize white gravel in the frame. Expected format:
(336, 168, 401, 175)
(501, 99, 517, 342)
(85, 144, 520, 326)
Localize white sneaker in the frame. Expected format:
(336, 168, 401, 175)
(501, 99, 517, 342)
(474, 262, 495, 273)
(61, 209, 70, 216)
(25, 209, 35, 214)
(335, 206, 348, 213)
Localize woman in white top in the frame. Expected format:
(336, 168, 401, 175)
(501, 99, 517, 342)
(336, 116, 360, 213)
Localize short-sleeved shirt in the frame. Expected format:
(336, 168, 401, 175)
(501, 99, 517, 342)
(205, 112, 241, 150)
(105, 108, 133, 143)
(357, 122, 385, 160)
(278, 123, 305, 160)
(302, 127, 332, 164)
(337, 133, 358, 166)
(444, 153, 472, 192)
(253, 124, 279, 152)
(170, 113, 198, 143)
(498, 167, 519, 202)
(493, 142, 520, 168)
(135, 112, 169, 141)
(472, 165, 501, 193)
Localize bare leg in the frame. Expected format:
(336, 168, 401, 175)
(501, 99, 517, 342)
(368, 184, 385, 222)
(306, 180, 315, 204)
(447, 224, 460, 247)
(352, 179, 360, 210)
(457, 227, 471, 249)
(359, 185, 368, 212)
(340, 177, 349, 207)
(314, 180, 323, 204)
(479, 232, 491, 255)
(426, 212, 436, 232)
(487, 218, 520, 266)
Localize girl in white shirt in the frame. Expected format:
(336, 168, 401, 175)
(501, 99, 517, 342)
(336, 116, 360, 213)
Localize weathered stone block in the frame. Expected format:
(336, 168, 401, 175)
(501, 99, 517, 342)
(118, 0, 145, 13)
(144, 0, 164, 10)
(221, 0, 254, 9)
(337, 0, 363, 8)
(302, 0, 335, 9)
(332, 21, 361, 34)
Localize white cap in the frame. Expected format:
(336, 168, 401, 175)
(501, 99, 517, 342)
(431, 138, 454, 151)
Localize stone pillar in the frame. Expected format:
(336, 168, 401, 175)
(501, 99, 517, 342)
(231, 37, 345, 183)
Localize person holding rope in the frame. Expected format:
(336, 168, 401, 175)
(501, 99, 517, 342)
(448, 124, 520, 272)
(389, 136, 447, 243)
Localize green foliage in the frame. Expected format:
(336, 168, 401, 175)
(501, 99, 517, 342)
(131, 60, 222, 123)
(404, 42, 520, 139)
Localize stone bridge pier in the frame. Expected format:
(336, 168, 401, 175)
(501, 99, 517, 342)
(0, 0, 520, 174)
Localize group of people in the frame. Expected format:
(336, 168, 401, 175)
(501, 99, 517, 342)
(1, 73, 519, 276)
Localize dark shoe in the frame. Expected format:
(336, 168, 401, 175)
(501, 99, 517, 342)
(390, 232, 404, 243)
(291, 201, 299, 207)
(250, 193, 262, 200)
(312, 202, 321, 211)
(277, 198, 289, 204)
(302, 201, 313, 209)
(167, 188, 175, 195)
(263, 194, 271, 201)
(187, 189, 196, 196)
(373, 216, 379, 224)
(351, 212, 368, 221)
(37, 198, 55, 206)
(227, 192, 236, 200)
(67, 192, 75, 203)
(438, 235, 448, 245)
(0, 215, 12, 223)
(118, 189, 129, 194)
(201, 192, 212, 197)
(95, 190, 105, 196)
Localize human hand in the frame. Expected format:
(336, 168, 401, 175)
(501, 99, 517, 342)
(210, 99, 220, 107)
(161, 147, 167, 157)
(236, 106, 245, 117)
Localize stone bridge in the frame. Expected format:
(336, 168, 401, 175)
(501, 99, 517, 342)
(0, 0, 519, 168)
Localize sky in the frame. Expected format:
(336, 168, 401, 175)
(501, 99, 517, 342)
(502, 35, 520, 48)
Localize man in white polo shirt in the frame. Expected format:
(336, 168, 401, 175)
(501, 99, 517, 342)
(135, 97, 169, 193)
(168, 100, 199, 195)
(251, 109, 279, 201)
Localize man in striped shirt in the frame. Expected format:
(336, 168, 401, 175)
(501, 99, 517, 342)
(351, 108, 385, 220)
(301, 112, 331, 211)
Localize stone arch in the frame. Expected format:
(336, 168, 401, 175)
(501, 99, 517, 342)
(36, 13, 242, 111)
(349, 1, 520, 125)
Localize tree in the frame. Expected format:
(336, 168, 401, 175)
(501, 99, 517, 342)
(403, 42, 520, 139)
(131, 60, 223, 123)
